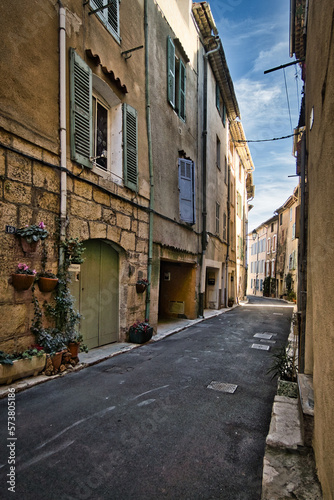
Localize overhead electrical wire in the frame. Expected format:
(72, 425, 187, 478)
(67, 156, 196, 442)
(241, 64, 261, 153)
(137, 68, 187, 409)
(234, 132, 299, 143)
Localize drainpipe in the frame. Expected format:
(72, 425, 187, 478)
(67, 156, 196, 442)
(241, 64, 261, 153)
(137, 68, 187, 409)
(59, 2, 67, 263)
(225, 162, 230, 306)
(144, 0, 154, 322)
(199, 37, 221, 316)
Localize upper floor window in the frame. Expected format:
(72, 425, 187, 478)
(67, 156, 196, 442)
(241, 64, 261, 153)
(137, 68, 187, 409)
(69, 49, 138, 190)
(89, 0, 120, 43)
(237, 191, 242, 219)
(223, 212, 227, 241)
(167, 37, 186, 121)
(267, 237, 271, 253)
(216, 82, 226, 127)
(215, 202, 220, 234)
(179, 158, 195, 224)
(216, 136, 221, 170)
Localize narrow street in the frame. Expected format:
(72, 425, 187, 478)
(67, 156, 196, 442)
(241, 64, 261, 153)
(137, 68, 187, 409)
(0, 298, 294, 500)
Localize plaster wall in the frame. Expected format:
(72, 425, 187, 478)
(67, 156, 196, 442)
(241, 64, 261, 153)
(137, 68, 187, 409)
(304, 0, 334, 496)
(0, 0, 152, 351)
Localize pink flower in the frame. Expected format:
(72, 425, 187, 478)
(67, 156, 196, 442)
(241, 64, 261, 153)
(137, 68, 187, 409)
(38, 221, 45, 229)
(32, 269, 36, 274)
(17, 263, 25, 269)
(24, 265, 29, 271)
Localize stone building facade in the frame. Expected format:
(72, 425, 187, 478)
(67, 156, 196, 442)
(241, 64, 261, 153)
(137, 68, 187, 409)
(290, 0, 334, 496)
(0, 0, 254, 356)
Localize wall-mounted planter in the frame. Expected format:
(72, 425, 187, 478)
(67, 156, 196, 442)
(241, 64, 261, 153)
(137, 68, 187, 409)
(20, 237, 39, 254)
(136, 282, 147, 293)
(0, 354, 46, 385)
(37, 277, 58, 293)
(11, 273, 35, 291)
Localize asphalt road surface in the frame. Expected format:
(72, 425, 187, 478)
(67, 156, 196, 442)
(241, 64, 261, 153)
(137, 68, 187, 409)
(0, 297, 294, 500)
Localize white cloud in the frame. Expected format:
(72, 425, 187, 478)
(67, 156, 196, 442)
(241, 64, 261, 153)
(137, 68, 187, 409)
(252, 41, 289, 73)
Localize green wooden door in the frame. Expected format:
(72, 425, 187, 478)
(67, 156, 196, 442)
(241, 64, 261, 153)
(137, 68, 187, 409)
(77, 240, 119, 349)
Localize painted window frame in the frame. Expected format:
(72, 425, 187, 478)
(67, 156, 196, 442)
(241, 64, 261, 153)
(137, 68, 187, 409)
(167, 36, 186, 121)
(178, 158, 195, 224)
(89, 0, 121, 43)
(69, 49, 138, 191)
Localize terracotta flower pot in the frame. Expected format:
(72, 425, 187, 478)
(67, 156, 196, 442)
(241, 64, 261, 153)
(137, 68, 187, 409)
(68, 342, 80, 359)
(50, 351, 65, 371)
(37, 277, 58, 293)
(20, 237, 39, 253)
(136, 283, 147, 293)
(11, 273, 35, 291)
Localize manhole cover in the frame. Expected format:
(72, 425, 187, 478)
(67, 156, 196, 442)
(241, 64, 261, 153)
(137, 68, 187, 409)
(207, 381, 238, 393)
(251, 344, 270, 351)
(254, 333, 273, 340)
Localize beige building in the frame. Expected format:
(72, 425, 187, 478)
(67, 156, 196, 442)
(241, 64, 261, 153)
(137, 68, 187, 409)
(275, 187, 299, 299)
(247, 223, 267, 296)
(290, 0, 334, 496)
(0, 0, 254, 357)
(0, 0, 151, 351)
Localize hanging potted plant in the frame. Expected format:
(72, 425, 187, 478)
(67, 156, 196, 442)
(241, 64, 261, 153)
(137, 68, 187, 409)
(36, 270, 59, 293)
(11, 263, 36, 291)
(136, 278, 148, 293)
(16, 221, 49, 253)
(128, 320, 153, 344)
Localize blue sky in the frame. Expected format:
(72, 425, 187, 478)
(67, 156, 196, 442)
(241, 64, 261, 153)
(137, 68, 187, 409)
(208, 0, 301, 231)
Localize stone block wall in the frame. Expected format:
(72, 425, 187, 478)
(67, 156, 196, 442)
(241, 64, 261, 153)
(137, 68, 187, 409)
(0, 131, 150, 353)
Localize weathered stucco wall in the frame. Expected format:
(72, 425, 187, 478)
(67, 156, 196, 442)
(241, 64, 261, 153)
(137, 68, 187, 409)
(305, 0, 334, 497)
(0, 0, 151, 351)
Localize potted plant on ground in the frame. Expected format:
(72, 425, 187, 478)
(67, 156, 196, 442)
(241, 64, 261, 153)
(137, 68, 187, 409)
(128, 320, 153, 344)
(228, 297, 234, 307)
(66, 333, 88, 360)
(0, 348, 46, 385)
(136, 278, 148, 293)
(16, 221, 48, 253)
(36, 270, 59, 293)
(35, 329, 67, 371)
(11, 263, 36, 291)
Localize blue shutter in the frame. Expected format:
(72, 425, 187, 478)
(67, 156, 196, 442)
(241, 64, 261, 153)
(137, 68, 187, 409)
(123, 103, 138, 191)
(179, 60, 186, 121)
(70, 48, 92, 168)
(179, 159, 195, 224)
(167, 36, 175, 108)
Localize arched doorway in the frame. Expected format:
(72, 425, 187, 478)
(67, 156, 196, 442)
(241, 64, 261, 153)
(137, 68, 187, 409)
(72, 239, 119, 349)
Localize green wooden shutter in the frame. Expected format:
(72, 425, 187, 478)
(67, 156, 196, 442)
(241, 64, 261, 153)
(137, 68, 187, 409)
(223, 102, 227, 127)
(70, 48, 92, 168)
(167, 36, 175, 108)
(179, 60, 186, 121)
(123, 103, 138, 191)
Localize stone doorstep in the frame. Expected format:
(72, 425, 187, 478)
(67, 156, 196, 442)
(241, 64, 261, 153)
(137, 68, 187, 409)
(266, 395, 304, 450)
(297, 373, 314, 448)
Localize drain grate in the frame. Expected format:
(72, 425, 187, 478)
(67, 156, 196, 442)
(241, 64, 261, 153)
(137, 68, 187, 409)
(254, 333, 273, 340)
(207, 381, 238, 394)
(251, 344, 270, 351)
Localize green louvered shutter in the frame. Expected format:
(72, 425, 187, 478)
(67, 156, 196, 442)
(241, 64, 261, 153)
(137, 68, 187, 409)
(70, 48, 92, 168)
(179, 60, 186, 121)
(167, 36, 175, 108)
(123, 104, 138, 191)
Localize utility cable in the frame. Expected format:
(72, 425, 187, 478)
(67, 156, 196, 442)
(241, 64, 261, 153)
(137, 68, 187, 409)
(283, 67, 293, 133)
(234, 132, 299, 143)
